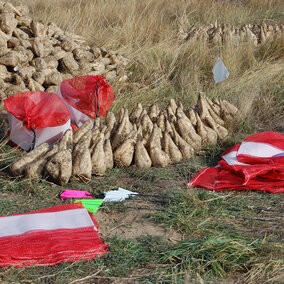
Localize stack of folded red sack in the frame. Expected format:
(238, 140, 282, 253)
(188, 132, 284, 193)
(0, 202, 108, 267)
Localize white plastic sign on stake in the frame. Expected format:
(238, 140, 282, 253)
(212, 57, 230, 83)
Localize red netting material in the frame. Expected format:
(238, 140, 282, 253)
(4, 91, 70, 130)
(60, 75, 114, 118)
(0, 203, 108, 267)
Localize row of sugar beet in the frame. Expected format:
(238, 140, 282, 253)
(10, 93, 239, 185)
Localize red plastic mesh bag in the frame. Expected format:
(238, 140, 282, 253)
(4, 91, 71, 151)
(4, 91, 70, 129)
(57, 75, 114, 126)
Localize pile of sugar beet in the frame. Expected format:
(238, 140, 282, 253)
(0, 1, 128, 100)
(179, 22, 283, 46)
(10, 93, 239, 185)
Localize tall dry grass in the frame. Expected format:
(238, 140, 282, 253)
(11, 0, 284, 132)
(12, 0, 284, 45)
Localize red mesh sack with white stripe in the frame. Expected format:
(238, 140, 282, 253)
(57, 75, 114, 127)
(0, 202, 108, 267)
(187, 132, 284, 193)
(4, 91, 71, 151)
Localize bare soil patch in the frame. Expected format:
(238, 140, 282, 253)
(96, 197, 183, 242)
(96, 209, 182, 242)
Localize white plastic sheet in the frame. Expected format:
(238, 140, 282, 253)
(212, 57, 230, 83)
(103, 187, 138, 202)
(8, 113, 71, 151)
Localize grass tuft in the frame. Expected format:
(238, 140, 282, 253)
(162, 234, 260, 277)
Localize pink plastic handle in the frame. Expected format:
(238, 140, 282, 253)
(60, 190, 92, 200)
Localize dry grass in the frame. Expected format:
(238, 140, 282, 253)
(10, 0, 284, 132)
(11, 0, 284, 45)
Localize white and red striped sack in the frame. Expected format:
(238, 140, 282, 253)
(0, 202, 108, 267)
(187, 132, 284, 193)
(4, 91, 72, 151)
(56, 75, 114, 128)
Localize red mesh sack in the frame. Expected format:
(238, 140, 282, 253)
(57, 75, 114, 127)
(4, 91, 71, 151)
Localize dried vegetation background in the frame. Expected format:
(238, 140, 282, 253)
(1, 0, 284, 283)
(10, 0, 284, 132)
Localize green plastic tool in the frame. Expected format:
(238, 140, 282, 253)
(75, 199, 103, 213)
